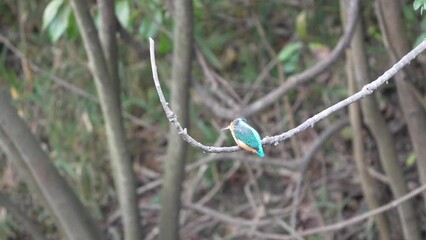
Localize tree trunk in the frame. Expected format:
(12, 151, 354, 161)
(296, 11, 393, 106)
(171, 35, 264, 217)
(70, 0, 141, 239)
(341, 1, 390, 238)
(350, 2, 422, 238)
(158, 0, 194, 239)
(0, 92, 102, 240)
(376, 0, 426, 209)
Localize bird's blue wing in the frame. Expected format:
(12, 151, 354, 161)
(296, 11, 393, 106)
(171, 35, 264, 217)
(233, 121, 262, 150)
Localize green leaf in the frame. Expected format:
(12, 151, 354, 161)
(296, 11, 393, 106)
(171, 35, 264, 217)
(414, 0, 423, 10)
(139, 18, 159, 38)
(296, 10, 307, 41)
(48, 4, 71, 42)
(158, 34, 173, 54)
(42, 0, 65, 30)
(66, 13, 79, 39)
(406, 153, 417, 167)
(413, 0, 426, 14)
(116, 0, 130, 28)
(277, 42, 302, 62)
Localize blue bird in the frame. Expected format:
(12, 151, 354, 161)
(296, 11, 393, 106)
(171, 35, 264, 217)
(222, 118, 265, 157)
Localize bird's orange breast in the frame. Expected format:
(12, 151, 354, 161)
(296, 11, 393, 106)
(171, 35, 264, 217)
(236, 139, 258, 154)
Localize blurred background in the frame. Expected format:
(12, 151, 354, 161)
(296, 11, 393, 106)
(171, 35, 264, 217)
(0, 0, 426, 239)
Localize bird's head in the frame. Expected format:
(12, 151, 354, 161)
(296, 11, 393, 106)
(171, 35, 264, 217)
(221, 117, 247, 132)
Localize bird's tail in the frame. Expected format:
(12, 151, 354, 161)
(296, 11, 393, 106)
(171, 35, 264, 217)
(257, 148, 265, 158)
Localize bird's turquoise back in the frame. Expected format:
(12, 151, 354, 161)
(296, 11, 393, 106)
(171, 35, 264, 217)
(234, 120, 264, 157)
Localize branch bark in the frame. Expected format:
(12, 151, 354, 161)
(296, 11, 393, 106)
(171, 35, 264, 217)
(70, 0, 141, 239)
(0, 93, 102, 240)
(98, 0, 119, 91)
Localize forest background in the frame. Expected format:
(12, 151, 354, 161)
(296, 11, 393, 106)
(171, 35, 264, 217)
(1, 0, 426, 239)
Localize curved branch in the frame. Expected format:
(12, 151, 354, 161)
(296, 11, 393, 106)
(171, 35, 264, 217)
(198, 0, 360, 119)
(150, 38, 426, 153)
(149, 38, 239, 153)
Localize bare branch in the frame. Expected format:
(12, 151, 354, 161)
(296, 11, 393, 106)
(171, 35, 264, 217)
(185, 204, 272, 227)
(149, 38, 240, 153)
(149, 37, 426, 153)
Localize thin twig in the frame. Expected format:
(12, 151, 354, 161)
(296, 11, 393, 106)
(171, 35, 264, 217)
(274, 217, 304, 240)
(185, 203, 272, 227)
(182, 215, 218, 239)
(150, 37, 240, 152)
(368, 167, 390, 185)
(150, 37, 426, 152)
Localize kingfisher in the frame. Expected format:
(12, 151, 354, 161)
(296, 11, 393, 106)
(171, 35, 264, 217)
(222, 118, 265, 157)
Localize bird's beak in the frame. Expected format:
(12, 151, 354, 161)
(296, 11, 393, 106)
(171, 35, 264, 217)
(221, 125, 230, 131)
